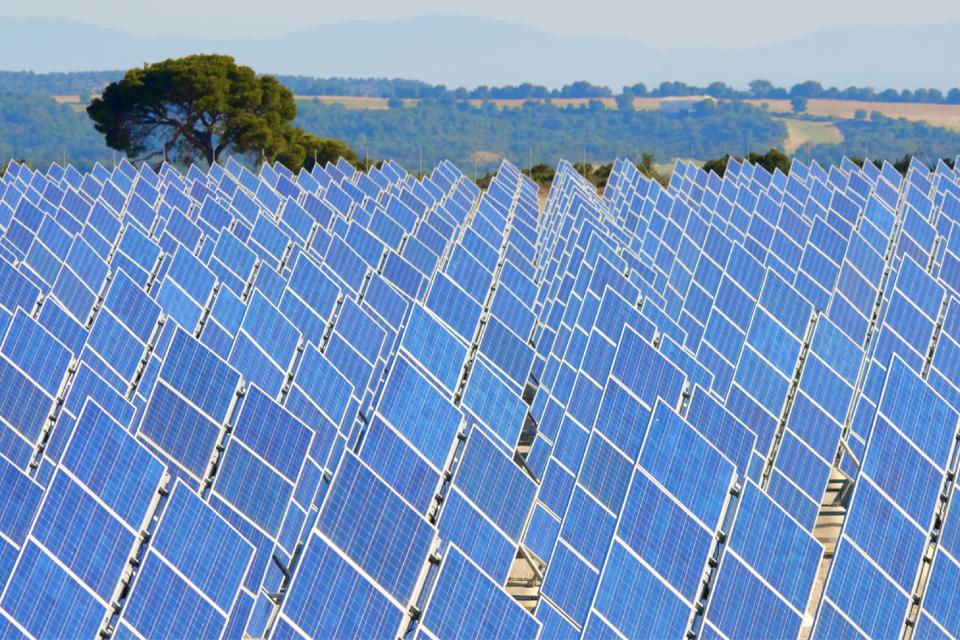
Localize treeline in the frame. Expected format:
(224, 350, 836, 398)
(276, 77, 613, 100)
(0, 71, 120, 96)
(624, 80, 960, 105)
(272, 76, 960, 105)
(271, 76, 960, 105)
(3, 71, 960, 106)
(520, 152, 670, 190)
(294, 98, 785, 172)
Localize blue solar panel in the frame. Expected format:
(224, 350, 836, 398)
(358, 414, 440, 514)
(0, 353, 52, 454)
(121, 480, 253, 639)
(63, 400, 165, 526)
(422, 545, 540, 640)
(1, 540, 107, 639)
(452, 427, 536, 541)
(436, 486, 516, 584)
(160, 326, 240, 422)
(611, 325, 686, 411)
(461, 356, 527, 450)
(102, 270, 161, 343)
(277, 531, 405, 640)
(294, 343, 354, 428)
(541, 539, 599, 625)
(705, 481, 821, 638)
(0, 454, 43, 574)
(592, 539, 692, 639)
(316, 452, 436, 604)
(213, 386, 311, 535)
(478, 316, 534, 389)
(4, 154, 960, 638)
(401, 303, 467, 392)
(377, 354, 462, 468)
(1, 309, 71, 392)
(686, 385, 756, 478)
(818, 354, 956, 637)
(138, 380, 222, 482)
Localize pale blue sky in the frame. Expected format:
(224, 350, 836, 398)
(4, 0, 960, 48)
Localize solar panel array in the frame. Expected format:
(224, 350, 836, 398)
(0, 150, 957, 639)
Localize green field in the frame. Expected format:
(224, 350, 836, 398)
(778, 117, 844, 153)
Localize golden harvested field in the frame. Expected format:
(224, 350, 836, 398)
(52, 95, 92, 113)
(746, 99, 960, 130)
(293, 95, 418, 109)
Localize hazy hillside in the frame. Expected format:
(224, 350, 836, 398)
(2, 16, 958, 90)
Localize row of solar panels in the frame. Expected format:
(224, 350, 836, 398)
(0, 153, 555, 639)
(519, 153, 960, 640)
(0, 144, 957, 640)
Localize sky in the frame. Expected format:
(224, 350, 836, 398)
(4, 0, 960, 48)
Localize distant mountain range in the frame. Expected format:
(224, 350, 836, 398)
(2, 15, 957, 90)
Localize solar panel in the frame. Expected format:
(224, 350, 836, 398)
(1, 400, 165, 637)
(117, 481, 254, 639)
(275, 531, 406, 640)
(702, 481, 821, 639)
(315, 451, 436, 604)
(461, 356, 526, 451)
(3, 153, 960, 638)
(421, 545, 540, 639)
(586, 399, 736, 636)
(376, 354, 462, 469)
(401, 303, 467, 393)
(815, 355, 958, 638)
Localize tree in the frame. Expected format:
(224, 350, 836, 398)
(88, 54, 305, 167)
(701, 154, 732, 177)
(615, 88, 636, 112)
(747, 148, 791, 175)
(791, 97, 808, 114)
(706, 82, 735, 99)
(701, 149, 790, 178)
(749, 80, 775, 98)
(636, 152, 668, 186)
(523, 163, 555, 189)
(587, 99, 606, 112)
(789, 81, 824, 98)
(854, 109, 868, 120)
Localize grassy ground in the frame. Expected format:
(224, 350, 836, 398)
(778, 118, 844, 153)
